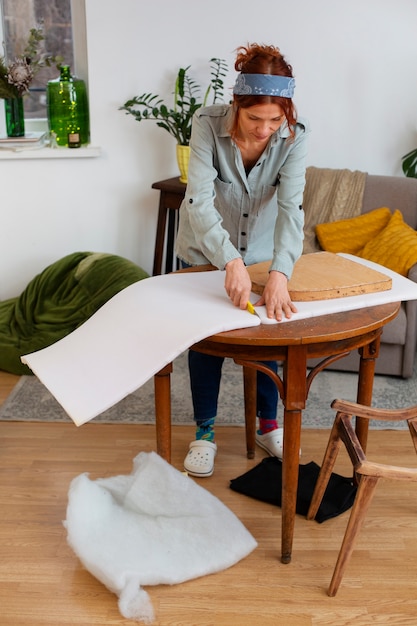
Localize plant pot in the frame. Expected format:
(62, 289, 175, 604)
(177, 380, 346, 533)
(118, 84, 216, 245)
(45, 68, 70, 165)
(4, 96, 25, 137)
(176, 144, 190, 183)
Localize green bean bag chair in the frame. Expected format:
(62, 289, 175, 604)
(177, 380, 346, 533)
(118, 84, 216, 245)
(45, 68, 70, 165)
(0, 252, 149, 375)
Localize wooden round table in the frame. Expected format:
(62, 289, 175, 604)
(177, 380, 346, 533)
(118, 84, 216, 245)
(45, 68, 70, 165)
(154, 300, 400, 564)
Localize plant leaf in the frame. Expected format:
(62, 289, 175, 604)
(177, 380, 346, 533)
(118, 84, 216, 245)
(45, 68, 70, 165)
(120, 57, 229, 145)
(401, 148, 417, 178)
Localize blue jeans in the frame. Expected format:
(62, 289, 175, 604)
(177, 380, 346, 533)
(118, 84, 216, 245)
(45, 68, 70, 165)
(180, 260, 279, 425)
(188, 350, 278, 425)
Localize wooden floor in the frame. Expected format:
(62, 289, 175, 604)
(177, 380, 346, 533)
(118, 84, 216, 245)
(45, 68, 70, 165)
(1, 375, 417, 625)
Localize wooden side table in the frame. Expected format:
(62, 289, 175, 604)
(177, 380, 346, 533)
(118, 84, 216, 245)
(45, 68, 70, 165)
(152, 177, 186, 275)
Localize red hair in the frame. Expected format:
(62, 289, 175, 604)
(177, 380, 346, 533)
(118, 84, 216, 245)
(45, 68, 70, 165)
(230, 43, 297, 140)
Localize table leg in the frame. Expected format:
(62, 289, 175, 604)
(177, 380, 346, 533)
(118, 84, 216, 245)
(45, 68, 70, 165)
(243, 366, 257, 459)
(355, 335, 381, 453)
(280, 346, 307, 564)
(154, 362, 173, 462)
(152, 197, 168, 276)
(281, 408, 302, 564)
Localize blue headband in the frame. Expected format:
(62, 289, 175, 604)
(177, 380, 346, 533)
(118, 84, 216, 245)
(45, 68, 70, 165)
(233, 73, 295, 98)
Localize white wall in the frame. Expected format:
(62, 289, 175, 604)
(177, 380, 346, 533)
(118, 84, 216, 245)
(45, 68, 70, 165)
(1, 0, 417, 298)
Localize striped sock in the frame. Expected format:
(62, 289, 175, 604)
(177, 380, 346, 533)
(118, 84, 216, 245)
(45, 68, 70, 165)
(258, 418, 278, 435)
(196, 417, 215, 442)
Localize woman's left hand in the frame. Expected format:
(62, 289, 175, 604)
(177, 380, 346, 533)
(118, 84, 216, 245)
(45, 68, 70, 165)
(255, 270, 297, 322)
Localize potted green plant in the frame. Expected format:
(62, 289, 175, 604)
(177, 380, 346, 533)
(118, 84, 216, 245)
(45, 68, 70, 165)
(120, 58, 228, 182)
(402, 148, 417, 178)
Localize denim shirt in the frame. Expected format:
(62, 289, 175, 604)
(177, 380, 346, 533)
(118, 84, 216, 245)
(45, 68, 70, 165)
(175, 104, 310, 279)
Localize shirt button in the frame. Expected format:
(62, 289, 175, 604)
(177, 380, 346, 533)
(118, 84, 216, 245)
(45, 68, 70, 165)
(241, 232, 246, 236)
(243, 213, 248, 218)
(240, 247, 246, 251)
(189, 198, 193, 204)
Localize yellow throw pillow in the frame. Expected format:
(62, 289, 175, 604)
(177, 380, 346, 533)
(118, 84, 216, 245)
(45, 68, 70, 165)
(357, 209, 417, 276)
(315, 207, 392, 254)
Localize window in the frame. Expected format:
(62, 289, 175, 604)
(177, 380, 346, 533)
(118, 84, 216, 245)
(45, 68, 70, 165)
(0, 0, 96, 156)
(1, 0, 75, 119)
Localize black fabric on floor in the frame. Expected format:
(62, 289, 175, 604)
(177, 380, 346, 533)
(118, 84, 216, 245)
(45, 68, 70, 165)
(230, 457, 357, 523)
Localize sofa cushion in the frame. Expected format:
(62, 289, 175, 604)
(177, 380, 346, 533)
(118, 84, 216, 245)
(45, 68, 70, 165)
(357, 210, 417, 276)
(315, 207, 391, 254)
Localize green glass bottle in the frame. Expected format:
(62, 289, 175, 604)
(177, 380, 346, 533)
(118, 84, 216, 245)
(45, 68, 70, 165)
(4, 97, 25, 137)
(47, 65, 90, 147)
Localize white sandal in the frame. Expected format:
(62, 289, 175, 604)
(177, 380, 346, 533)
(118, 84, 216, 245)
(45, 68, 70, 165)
(255, 428, 301, 459)
(184, 440, 217, 477)
(255, 428, 284, 459)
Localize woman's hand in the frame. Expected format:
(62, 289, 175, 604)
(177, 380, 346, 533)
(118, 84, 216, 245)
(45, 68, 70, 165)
(224, 258, 252, 309)
(255, 270, 298, 321)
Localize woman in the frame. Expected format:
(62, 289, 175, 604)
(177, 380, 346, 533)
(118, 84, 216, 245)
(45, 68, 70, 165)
(175, 43, 310, 477)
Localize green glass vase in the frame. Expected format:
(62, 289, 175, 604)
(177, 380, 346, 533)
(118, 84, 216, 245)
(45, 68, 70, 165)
(47, 65, 90, 147)
(4, 97, 25, 137)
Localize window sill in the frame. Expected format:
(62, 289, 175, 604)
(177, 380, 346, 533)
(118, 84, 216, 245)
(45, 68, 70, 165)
(0, 145, 101, 160)
(0, 121, 100, 159)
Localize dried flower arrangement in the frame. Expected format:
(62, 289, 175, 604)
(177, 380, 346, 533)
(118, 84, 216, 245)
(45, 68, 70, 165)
(0, 24, 60, 99)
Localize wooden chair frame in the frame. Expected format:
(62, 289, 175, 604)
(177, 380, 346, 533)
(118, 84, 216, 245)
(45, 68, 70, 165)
(307, 398, 417, 596)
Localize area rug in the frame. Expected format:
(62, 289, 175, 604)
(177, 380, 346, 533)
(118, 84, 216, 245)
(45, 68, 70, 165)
(2, 351, 416, 429)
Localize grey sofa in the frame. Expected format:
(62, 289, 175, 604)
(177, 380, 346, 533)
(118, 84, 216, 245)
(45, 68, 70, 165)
(306, 172, 417, 378)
